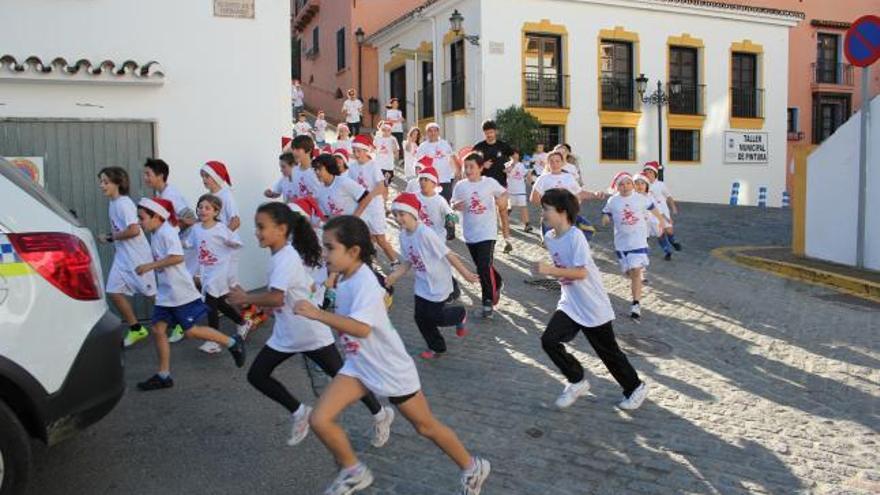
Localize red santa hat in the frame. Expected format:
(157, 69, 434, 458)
(138, 197, 178, 226)
(642, 161, 662, 175)
(391, 192, 421, 220)
(610, 171, 633, 190)
(418, 166, 440, 185)
(456, 145, 475, 163)
(352, 134, 373, 151)
(633, 173, 651, 190)
(202, 161, 232, 188)
(415, 155, 433, 173)
(289, 196, 326, 221)
(380, 121, 392, 131)
(425, 122, 440, 132)
(333, 148, 350, 162)
(281, 136, 292, 150)
(337, 123, 350, 133)
(321, 144, 333, 154)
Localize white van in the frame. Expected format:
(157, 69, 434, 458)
(0, 158, 125, 495)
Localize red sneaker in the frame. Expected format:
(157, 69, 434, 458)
(419, 350, 440, 360)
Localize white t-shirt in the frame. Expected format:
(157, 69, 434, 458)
(335, 138, 353, 155)
(108, 196, 153, 270)
(532, 152, 548, 172)
(416, 139, 454, 183)
(506, 161, 528, 195)
(336, 264, 420, 397)
(266, 245, 336, 353)
(316, 175, 366, 217)
(545, 226, 615, 328)
(272, 175, 298, 203)
(343, 99, 363, 123)
(185, 222, 242, 298)
(417, 192, 453, 239)
(291, 86, 304, 106)
(314, 118, 328, 140)
(348, 160, 385, 223)
(562, 163, 581, 182)
(214, 187, 240, 229)
(403, 141, 419, 178)
(385, 109, 404, 133)
(451, 177, 506, 244)
(650, 180, 672, 218)
(158, 184, 197, 275)
(291, 166, 321, 200)
(399, 225, 453, 302)
(532, 172, 581, 197)
(294, 121, 312, 137)
(150, 221, 202, 307)
(602, 193, 655, 252)
(374, 136, 399, 171)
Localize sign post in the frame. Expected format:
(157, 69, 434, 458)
(844, 15, 880, 269)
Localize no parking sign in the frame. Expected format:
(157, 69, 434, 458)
(845, 15, 880, 68)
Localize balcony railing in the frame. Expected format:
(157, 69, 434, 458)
(812, 62, 854, 86)
(442, 77, 465, 114)
(417, 87, 434, 120)
(731, 87, 765, 119)
(669, 83, 705, 115)
(600, 76, 635, 112)
(523, 71, 569, 108)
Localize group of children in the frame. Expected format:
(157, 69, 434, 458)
(96, 116, 685, 493)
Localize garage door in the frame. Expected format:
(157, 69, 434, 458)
(0, 118, 156, 320)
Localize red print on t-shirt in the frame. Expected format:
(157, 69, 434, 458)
(468, 192, 487, 215)
(199, 240, 218, 266)
(621, 206, 640, 226)
(407, 246, 426, 272)
(419, 205, 433, 226)
(341, 335, 360, 355)
(355, 173, 369, 190)
(552, 251, 572, 286)
(327, 199, 344, 217)
(297, 180, 311, 199)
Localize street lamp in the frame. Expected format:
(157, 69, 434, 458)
(448, 9, 480, 46)
(636, 73, 681, 181)
(355, 27, 365, 96)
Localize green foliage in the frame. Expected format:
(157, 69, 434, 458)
(494, 105, 542, 155)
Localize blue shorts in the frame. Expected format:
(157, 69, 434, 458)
(151, 299, 209, 330)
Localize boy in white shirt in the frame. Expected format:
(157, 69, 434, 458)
(314, 110, 328, 146)
(294, 113, 313, 138)
(98, 167, 157, 348)
(374, 122, 400, 212)
(134, 197, 246, 391)
(415, 123, 456, 203)
(634, 174, 674, 261)
(451, 152, 508, 319)
(642, 161, 681, 251)
(348, 135, 399, 266)
(386, 193, 479, 359)
(264, 152, 298, 203)
(289, 135, 322, 201)
(385, 98, 405, 152)
(601, 172, 666, 320)
(533, 189, 648, 411)
(504, 149, 532, 233)
(341, 89, 364, 136)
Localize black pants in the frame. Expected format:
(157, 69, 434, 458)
(247, 344, 382, 414)
(349, 120, 361, 136)
(392, 132, 404, 156)
(205, 294, 245, 328)
(466, 240, 502, 307)
(414, 295, 466, 353)
(439, 181, 453, 203)
(541, 311, 641, 396)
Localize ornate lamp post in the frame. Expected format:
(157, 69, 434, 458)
(636, 73, 681, 181)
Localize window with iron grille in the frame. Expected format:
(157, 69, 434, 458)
(787, 108, 799, 133)
(336, 28, 345, 71)
(731, 52, 761, 118)
(536, 125, 564, 149)
(524, 34, 565, 108)
(670, 130, 700, 162)
(816, 33, 840, 84)
(599, 41, 634, 111)
(443, 40, 465, 113)
(669, 46, 702, 115)
(601, 127, 635, 161)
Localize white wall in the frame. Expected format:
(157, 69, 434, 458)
(478, 0, 792, 205)
(805, 96, 879, 270)
(0, 0, 291, 289)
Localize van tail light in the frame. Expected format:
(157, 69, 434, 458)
(8, 232, 102, 301)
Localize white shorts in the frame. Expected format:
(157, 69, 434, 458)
(106, 260, 157, 297)
(615, 249, 650, 274)
(508, 194, 527, 207)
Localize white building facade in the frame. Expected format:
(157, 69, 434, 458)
(0, 0, 291, 291)
(370, 0, 802, 206)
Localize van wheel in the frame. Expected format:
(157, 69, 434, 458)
(0, 400, 31, 495)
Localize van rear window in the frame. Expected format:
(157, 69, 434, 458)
(0, 158, 82, 227)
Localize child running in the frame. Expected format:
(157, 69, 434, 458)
(293, 215, 491, 495)
(98, 166, 157, 348)
(227, 203, 394, 448)
(264, 153, 298, 203)
(335, 123, 353, 155)
(348, 135, 399, 266)
(633, 174, 674, 261)
(314, 110, 328, 147)
(504, 149, 532, 233)
(290, 135, 322, 201)
(641, 161, 681, 251)
(134, 197, 246, 391)
(294, 112, 313, 137)
(312, 153, 370, 218)
(534, 189, 649, 410)
(601, 172, 666, 321)
(385, 193, 478, 359)
(451, 153, 508, 319)
(185, 194, 254, 344)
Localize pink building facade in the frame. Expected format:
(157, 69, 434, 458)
(291, 0, 425, 128)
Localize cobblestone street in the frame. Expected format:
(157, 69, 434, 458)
(30, 202, 880, 494)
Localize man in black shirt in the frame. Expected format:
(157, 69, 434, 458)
(473, 120, 514, 253)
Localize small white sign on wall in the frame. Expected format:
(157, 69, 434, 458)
(724, 131, 769, 164)
(214, 0, 255, 18)
(489, 42, 505, 55)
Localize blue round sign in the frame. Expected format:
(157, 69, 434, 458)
(845, 15, 880, 68)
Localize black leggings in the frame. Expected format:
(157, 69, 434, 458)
(466, 240, 503, 306)
(247, 344, 382, 415)
(541, 311, 641, 396)
(414, 295, 466, 353)
(349, 120, 361, 136)
(205, 294, 245, 328)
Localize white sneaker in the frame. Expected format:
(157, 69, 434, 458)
(460, 456, 491, 495)
(370, 406, 394, 448)
(618, 382, 649, 411)
(287, 405, 312, 446)
(324, 463, 374, 495)
(236, 319, 255, 340)
(630, 303, 641, 320)
(555, 379, 591, 409)
(198, 341, 223, 354)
